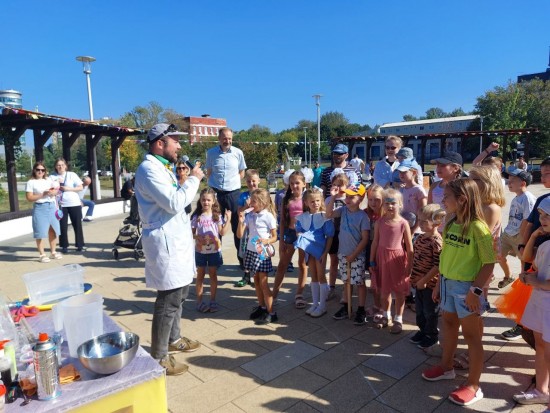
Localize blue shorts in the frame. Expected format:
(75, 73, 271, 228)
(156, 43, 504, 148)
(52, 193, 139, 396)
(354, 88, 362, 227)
(439, 276, 486, 319)
(195, 251, 223, 269)
(283, 228, 297, 245)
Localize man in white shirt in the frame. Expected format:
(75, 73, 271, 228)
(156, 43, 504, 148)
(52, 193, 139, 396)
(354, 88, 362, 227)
(135, 123, 204, 376)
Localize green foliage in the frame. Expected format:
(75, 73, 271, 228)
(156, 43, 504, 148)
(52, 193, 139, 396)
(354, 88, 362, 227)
(16, 151, 32, 175)
(237, 142, 279, 177)
(0, 156, 6, 174)
(475, 79, 550, 158)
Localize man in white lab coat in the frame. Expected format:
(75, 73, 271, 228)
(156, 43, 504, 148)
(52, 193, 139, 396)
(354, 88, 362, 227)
(135, 123, 204, 376)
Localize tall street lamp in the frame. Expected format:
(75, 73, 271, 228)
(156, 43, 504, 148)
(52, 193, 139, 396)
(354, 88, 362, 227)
(76, 55, 100, 199)
(479, 115, 484, 154)
(303, 127, 308, 166)
(313, 94, 322, 162)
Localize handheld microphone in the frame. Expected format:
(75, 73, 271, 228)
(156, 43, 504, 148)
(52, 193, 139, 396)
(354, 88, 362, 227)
(181, 155, 195, 170)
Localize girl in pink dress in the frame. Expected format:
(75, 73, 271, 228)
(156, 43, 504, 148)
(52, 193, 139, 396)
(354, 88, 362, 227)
(369, 188, 413, 333)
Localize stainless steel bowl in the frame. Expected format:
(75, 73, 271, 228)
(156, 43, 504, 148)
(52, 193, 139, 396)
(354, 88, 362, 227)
(77, 331, 139, 375)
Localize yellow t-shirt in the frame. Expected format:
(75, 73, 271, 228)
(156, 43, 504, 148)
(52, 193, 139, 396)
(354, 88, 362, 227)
(439, 220, 495, 282)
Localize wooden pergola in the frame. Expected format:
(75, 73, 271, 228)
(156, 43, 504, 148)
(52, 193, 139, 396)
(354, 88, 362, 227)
(0, 107, 145, 216)
(332, 128, 539, 169)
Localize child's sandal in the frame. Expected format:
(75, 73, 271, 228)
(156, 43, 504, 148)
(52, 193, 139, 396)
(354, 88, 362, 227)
(453, 352, 469, 370)
(208, 301, 219, 313)
(196, 302, 209, 313)
(294, 294, 307, 309)
(498, 277, 514, 289)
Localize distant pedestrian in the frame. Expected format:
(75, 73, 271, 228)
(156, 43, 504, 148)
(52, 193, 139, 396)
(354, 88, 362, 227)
(79, 176, 95, 222)
(312, 161, 324, 187)
(349, 153, 365, 173)
(25, 161, 62, 262)
(51, 158, 85, 253)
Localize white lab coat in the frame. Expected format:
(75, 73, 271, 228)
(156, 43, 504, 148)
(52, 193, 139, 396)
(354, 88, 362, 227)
(135, 154, 200, 291)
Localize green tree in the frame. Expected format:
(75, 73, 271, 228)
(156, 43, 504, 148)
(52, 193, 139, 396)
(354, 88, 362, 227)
(475, 79, 550, 158)
(16, 151, 32, 175)
(0, 156, 6, 175)
(402, 114, 417, 121)
(238, 142, 278, 177)
(425, 107, 447, 119)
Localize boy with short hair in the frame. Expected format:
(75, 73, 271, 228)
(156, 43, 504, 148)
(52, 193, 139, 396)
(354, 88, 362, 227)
(234, 169, 260, 287)
(326, 183, 370, 324)
(498, 169, 536, 288)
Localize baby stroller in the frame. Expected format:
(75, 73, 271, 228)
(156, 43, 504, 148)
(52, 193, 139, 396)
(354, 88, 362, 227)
(112, 196, 144, 260)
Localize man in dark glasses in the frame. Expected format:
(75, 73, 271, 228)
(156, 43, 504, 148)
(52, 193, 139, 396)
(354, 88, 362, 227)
(135, 123, 204, 376)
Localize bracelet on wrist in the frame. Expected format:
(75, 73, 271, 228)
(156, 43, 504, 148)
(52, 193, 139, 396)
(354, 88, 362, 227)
(369, 261, 376, 267)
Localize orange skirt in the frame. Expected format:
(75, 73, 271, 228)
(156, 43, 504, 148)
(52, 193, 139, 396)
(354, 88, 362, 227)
(494, 279, 533, 324)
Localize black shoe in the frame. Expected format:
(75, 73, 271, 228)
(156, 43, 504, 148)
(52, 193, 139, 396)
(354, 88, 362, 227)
(353, 309, 366, 325)
(76, 246, 87, 252)
(255, 312, 278, 325)
(501, 325, 523, 341)
(417, 336, 438, 349)
(409, 330, 425, 344)
(333, 305, 349, 320)
(249, 306, 266, 320)
(61, 248, 69, 254)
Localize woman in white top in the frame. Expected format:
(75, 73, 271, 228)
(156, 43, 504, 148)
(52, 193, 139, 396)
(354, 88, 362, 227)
(25, 162, 62, 263)
(51, 158, 85, 253)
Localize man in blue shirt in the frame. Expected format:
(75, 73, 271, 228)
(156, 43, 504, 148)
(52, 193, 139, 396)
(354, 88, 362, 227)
(206, 127, 247, 264)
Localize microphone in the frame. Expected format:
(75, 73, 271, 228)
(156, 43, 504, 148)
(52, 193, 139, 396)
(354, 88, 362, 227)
(181, 155, 194, 170)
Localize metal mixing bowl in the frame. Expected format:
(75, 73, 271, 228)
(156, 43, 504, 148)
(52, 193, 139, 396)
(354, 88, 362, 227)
(77, 331, 139, 375)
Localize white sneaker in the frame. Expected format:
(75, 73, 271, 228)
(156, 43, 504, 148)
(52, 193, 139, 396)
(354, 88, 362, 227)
(310, 307, 327, 318)
(305, 304, 317, 316)
(513, 389, 550, 405)
(83, 216, 93, 222)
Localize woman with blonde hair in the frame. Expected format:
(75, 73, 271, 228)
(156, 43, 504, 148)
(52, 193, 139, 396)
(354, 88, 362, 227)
(373, 136, 403, 188)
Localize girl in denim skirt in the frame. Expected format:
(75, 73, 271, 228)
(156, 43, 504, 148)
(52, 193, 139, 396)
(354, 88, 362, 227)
(421, 179, 496, 407)
(191, 188, 231, 313)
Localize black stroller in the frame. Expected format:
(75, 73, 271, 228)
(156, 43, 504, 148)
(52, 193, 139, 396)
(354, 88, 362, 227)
(112, 196, 144, 260)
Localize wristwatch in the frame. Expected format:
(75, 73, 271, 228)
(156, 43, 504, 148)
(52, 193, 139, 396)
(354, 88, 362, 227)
(469, 286, 483, 296)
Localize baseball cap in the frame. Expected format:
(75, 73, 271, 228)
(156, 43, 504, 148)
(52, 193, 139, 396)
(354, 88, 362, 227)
(397, 147, 414, 159)
(332, 144, 349, 154)
(147, 123, 186, 143)
(397, 159, 414, 172)
(430, 151, 463, 165)
(538, 197, 550, 215)
(343, 183, 366, 196)
(508, 169, 533, 185)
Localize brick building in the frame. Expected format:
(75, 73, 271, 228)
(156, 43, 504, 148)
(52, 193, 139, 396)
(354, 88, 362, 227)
(182, 114, 227, 143)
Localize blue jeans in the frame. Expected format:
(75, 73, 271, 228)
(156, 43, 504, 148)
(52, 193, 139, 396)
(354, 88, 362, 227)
(150, 285, 189, 359)
(82, 199, 95, 217)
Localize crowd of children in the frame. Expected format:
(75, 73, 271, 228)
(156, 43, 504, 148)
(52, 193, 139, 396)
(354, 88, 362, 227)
(186, 144, 550, 409)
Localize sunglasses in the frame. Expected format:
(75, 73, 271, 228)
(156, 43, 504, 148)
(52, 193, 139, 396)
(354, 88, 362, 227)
(176, 167, 188, 171)
(35, 168, 46, 172)
(152, 124, 178, 142)
(386, 146, 397, 150)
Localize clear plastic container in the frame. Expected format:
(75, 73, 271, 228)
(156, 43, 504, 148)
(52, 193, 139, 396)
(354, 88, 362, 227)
(23, 264, 84, 305)
(59, 293, 103, 358)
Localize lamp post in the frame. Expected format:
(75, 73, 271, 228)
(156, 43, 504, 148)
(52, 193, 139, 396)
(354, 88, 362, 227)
(303, 127, 308, 166)
(313, 94, 322, 162)
(76, 55, 100, 199)
(479, 115, 484, 154)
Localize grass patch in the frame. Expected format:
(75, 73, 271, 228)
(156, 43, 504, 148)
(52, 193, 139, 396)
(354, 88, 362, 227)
(0, 191, 33, 213)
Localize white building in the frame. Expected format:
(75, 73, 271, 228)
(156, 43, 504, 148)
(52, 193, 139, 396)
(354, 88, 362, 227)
(352, 115, 479, 161)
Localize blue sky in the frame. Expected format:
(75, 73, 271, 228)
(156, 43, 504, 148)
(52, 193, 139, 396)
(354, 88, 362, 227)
(1, 0, 549, 133)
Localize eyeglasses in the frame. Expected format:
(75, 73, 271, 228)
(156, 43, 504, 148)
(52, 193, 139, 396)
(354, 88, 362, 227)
(35, 168, 46, 172)
(386, 146, 397, 150)
(152, 124, 178, 142)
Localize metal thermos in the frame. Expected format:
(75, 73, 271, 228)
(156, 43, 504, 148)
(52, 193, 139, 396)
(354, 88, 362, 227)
(33, 332, 61, 400)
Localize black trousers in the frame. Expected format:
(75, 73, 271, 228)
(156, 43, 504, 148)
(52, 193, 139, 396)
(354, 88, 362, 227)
(214, 188, 241, 263)
(59, 205, 85, 249)
(415, 288, 439, 338)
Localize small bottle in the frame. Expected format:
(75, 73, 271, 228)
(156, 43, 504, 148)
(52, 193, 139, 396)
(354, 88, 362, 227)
(33, 332, 61, 400)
